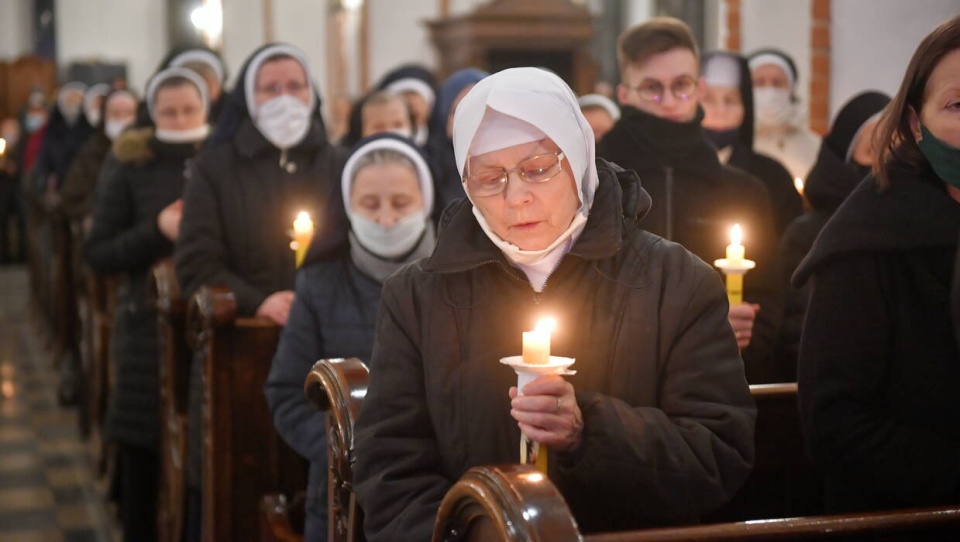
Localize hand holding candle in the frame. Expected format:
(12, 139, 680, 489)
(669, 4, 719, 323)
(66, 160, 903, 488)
(291, 211, 314, 268)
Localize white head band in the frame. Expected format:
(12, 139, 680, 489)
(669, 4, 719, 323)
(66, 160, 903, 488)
(386, 78, 436, 111)
(170, 49, 226, 84)
(577, 94, 621, 122)
(748, 53, 796, 89)
(341, 137, 435, 222)
(243, 44, 317, 119)
(146, 67, 210, 121)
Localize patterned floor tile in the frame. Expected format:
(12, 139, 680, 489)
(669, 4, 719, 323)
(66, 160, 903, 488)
(0, 487, 56, 511)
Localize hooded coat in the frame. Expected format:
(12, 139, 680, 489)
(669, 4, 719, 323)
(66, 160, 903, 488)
(353, 159, 756, 540)
(84, 128, 200, 450)
(175, 43, 347, 313)
(794, 163, 960, 513)
(598, 105, 782, 383)
(776, 91, 891, 379)
(702, 51, 804, 237)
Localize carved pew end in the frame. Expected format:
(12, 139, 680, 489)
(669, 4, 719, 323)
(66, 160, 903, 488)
(433, 465, 581, 542)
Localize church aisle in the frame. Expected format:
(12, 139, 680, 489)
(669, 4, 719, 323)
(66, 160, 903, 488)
(0, 266, 118, 542)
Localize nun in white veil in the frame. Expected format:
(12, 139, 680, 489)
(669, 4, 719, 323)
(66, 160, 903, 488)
(353, 67, 755, 541)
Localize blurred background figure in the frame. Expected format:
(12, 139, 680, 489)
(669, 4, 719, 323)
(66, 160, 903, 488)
(701, 51, 802, 236)
(749, 49, 822, 181)
(577, 93, 620, 143)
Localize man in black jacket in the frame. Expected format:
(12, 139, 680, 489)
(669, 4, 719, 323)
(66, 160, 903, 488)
(598, 17, 781, 383)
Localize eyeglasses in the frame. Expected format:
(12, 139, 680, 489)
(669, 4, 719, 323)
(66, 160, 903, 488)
(256, 81, 310, 97)
(462, 152, 565, 198)
(624, 75, 699, 103)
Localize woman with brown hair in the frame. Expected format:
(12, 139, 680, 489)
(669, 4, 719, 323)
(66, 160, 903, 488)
(795, 15, 960, 514)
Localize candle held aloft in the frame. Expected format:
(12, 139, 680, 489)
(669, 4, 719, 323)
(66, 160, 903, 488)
(292, 211, 314, 268)
(522, 317, 556, 365)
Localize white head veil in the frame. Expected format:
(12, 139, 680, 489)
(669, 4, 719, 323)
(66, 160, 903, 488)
(451, 67, 599, 289)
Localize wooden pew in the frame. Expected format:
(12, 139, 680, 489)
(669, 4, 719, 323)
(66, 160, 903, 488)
(187, 286, 308, 542)
(148, 260, 191, 542)
(78, 266, 118, 475)
(433, 464, 960, 542)
(304, 358, 370, 542)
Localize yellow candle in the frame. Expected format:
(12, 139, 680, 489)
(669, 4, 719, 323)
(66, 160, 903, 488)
(292, 211, 314, 268)
(522, 317, 555, 365)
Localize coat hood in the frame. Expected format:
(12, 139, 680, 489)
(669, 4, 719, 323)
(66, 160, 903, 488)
(793, 163, 960, 286)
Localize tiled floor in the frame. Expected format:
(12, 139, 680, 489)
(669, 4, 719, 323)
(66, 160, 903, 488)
(0, 266, 118, 542)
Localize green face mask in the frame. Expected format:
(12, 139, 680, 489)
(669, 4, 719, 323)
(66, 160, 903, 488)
(918, 124, 960, 188)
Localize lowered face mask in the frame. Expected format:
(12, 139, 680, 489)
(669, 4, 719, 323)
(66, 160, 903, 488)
(155, 124, 210, 144)
(255, 95, 312, 150)
(351, 212, 427, 259)
(754, 87, 795, 129)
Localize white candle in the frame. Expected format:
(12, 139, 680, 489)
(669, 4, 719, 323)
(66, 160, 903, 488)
(725, 224, 745, 265)
(522, 317, 556, 365)
(292, 211, 314, 267)
(0, 138, 6, 156)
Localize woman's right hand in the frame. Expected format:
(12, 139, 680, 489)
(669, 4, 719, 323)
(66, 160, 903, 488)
(257, 291, 295, 326)
(157, 199, 184, 241)
(728, 303, 760, 350)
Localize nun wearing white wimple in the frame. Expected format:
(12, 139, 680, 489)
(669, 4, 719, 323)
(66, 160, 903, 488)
(353, 67, 755, 541)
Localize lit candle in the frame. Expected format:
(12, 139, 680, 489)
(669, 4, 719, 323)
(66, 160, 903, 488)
(292, 211, 314, 268)
(726, 224, 745, 265)
(522, 317, 556, 365)
(723, 224, 748, 305)
(0, 138, 6, 156)
(794, 177, 805, 195)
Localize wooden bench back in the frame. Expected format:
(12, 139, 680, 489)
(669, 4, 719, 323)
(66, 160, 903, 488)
(305, 358, 370, 542)
(187, 286, 308, 542)
(149, 260, 191, 542)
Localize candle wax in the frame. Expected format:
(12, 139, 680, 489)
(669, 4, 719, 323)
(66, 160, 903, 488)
(522, 329, 550, 365)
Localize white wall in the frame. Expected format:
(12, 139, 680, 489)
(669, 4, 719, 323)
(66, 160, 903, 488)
(55, 0, 168, 92)
(367, 0, 439, 88)
(271, 0, 328, 96)
(830, 0, 957, 118)
(0, 1, 33, 59)
(740, 0, 811, 121)
(221, 0, 265, 87)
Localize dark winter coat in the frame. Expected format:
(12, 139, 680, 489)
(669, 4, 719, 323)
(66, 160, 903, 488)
(597, 105, 782, 383)
(175, 118, 346, 313)
(84, 129, 199, 450)
(60, 131, 112, 220)
(354, 159, 756, 541)
(794, 163, 960, 513)
(264, 246, 382, 541)
(776, 141, 866, 379)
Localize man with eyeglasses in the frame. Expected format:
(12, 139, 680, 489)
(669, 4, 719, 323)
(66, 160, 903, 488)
(598, 17, 782, 384)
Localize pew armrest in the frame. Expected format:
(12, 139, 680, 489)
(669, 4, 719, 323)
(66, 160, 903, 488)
(186, 285, 238, 349)
(149, 259, 185, 317)
(260, 492, 305, 542)
(432, 464, 582, 542)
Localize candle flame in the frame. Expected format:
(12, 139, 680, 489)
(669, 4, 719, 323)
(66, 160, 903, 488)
(293, 211, 313, 233)
(535, 317, 557, 334)
(794, 177, 804, 194)
(0, 138, 6, 155)
(730, 224, 742, 246)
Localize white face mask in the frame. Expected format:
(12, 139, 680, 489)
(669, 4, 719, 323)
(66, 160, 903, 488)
(351, 212, 426, 259)
(155, 124, 210, 143)
(104, 118, 132, 141)
(254, 94, 312, 149)
(754, 87, 794, 128)
(413, 125, 429, 146)
(85, 108, 101, 128)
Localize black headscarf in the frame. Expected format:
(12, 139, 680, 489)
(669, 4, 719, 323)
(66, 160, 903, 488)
(208, 42, 327, 148)
(701, 51, 757, 149)
(823, 91, 891, 161)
